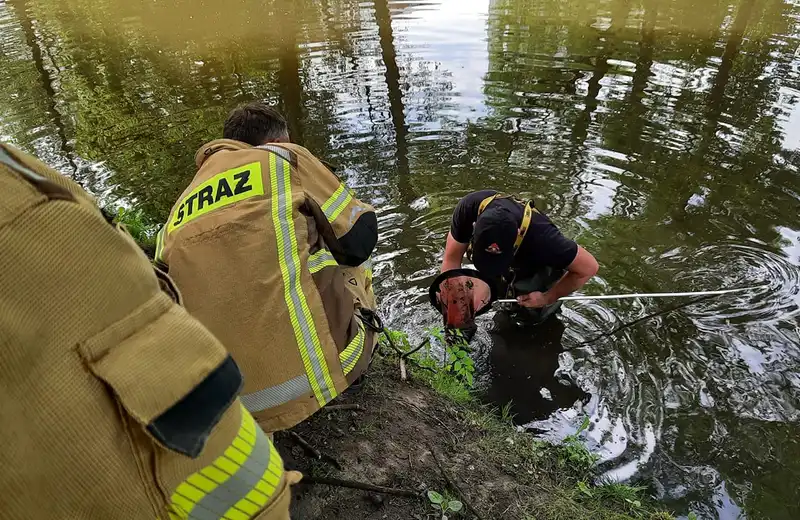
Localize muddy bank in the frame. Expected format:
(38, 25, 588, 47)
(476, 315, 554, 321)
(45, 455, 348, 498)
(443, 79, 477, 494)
(270, 356, 674, 520)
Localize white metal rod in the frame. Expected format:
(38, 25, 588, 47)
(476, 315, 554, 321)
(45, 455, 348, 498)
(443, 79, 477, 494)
(495, 285, 768, 304)
(349, 182, 389, 189)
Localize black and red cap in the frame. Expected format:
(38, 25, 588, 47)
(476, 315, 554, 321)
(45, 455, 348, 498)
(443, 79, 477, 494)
(472, 205, 517, 278)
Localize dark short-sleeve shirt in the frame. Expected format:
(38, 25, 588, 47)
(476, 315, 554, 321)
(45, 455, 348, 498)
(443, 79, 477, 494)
(450, 190, 578, 274)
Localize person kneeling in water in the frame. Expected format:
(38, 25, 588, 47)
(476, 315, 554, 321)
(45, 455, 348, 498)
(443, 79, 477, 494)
(441, 190, 598, 324)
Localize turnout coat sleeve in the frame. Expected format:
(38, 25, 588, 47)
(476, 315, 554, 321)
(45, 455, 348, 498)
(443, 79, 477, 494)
(0, 143, 297, 520)
(282, 144, 378, 267)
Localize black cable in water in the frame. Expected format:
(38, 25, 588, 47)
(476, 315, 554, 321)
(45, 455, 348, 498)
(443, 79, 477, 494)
(577, 295, 716, 346)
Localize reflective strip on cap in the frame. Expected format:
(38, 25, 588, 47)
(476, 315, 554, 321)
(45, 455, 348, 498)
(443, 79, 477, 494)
(339, 323, 365, 376)
(168, 405, 283, 520)
(321, 184, 353, 223)
(239, 374, 312, 413)
(308, 249, 338, 274)
(269, 152, 338, 407)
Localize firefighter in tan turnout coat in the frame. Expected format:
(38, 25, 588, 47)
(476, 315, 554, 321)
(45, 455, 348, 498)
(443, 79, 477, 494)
(0, 143, 297, 519)
(156, 103, 379, 432)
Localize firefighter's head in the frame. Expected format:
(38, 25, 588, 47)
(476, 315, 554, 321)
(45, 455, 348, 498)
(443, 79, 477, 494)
(224, 102, 290, 145)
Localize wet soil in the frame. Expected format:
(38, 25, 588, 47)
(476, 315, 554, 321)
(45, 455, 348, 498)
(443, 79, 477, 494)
(270, 359, 542, 520)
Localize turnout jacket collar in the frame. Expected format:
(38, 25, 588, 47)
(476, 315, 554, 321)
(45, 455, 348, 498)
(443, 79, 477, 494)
(194, 138, 254, 168)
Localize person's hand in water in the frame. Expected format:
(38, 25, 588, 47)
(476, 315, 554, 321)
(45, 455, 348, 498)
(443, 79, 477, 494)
(517, 291, 552, 308)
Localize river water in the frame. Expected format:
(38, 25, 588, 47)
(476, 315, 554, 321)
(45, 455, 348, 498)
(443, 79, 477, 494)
(1, 0, 799, 517)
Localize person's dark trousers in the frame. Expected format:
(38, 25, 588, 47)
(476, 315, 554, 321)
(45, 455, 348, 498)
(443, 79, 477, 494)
(501, 266, 565, 325)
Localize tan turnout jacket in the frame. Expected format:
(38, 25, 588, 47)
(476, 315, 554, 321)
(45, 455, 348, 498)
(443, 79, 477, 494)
(0, 144, 296, 520)
(156, 140, 378, 432)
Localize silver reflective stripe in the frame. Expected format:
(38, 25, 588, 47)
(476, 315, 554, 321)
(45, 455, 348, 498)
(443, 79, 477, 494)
(321, 184, 353, 222)
(270, 153, 337, 405)
(0, 147, 46, 181)
(169, 407, 283, 519)
(256, 144, 292, 162)
(189, 424, 274, 520)
(240, 374, 312, 413)
(308, 249, 337, 274)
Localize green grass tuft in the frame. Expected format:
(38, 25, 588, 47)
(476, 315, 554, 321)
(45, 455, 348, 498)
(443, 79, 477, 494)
(430, 371, 473, 404)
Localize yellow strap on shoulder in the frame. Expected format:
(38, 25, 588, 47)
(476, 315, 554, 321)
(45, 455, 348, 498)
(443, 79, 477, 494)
(514, 202, 533, 254)
(477, 194, 499, 215)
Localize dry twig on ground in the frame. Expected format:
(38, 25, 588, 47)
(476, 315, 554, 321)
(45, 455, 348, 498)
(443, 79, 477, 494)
(428, 444, 486, 520)
(302, 476, 421, 498)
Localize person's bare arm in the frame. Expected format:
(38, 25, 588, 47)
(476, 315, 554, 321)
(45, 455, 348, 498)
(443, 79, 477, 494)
(442, 231, 469, 272)
(517, 246, 599, 308)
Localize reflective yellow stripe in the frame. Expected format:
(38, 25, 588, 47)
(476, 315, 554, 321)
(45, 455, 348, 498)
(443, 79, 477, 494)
(339, 323, 365, 376)
(155, 227, 166, 264)
(321, 184, 353, 223)
(269, 153, 338, 407)
(308, 249, 338, 274)
(167, 405, 283, 520)
(168, 162, 264, 235)
(362, 257, 373, 281)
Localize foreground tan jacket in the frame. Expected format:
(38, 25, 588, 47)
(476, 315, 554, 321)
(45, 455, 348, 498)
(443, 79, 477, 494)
(0, 144, 297, 519)
(156, 140, 378, 432)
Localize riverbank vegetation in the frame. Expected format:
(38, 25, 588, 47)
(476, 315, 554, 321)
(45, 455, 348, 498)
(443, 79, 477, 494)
(104, 205, 159, 256)
(274, 328, 676, 520)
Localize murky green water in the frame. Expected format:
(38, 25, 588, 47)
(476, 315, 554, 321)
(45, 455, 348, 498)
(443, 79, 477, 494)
(2, 0, 800, 517)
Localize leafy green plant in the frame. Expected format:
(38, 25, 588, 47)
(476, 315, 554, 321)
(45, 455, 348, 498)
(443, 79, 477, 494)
(379, 329, 412, 351)
(446, 343, 475, 385)
(378, 328, 474, 402)
(427, 490, 463, 519)
(427, 326, 446, 344)
(556, 417, 600, 477)
(382, 327, 475, 387)
(688, 513, 698, 520)
(108, 205, 159, 253)
(530, 439, 550, 463)
(592, 481, 649, 515)
(428, 327, 475, 386)
(577, 481, 593, 497)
